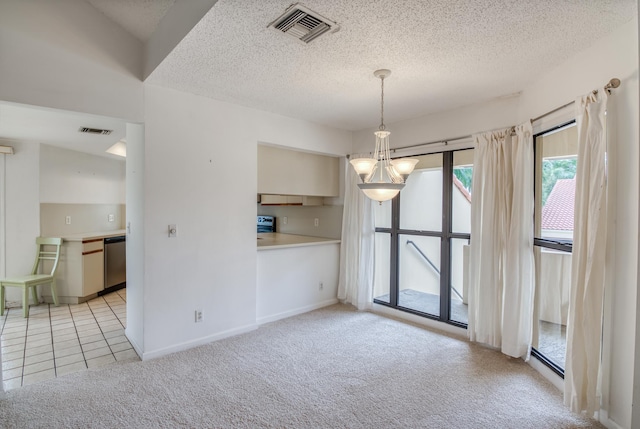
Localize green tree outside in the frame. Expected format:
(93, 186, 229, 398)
(541, 158, 577, 205)
(453, 167, 473, 194)
(452, 158, 576, 206)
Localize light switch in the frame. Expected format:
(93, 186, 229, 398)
(168, 224, 177, 237)
(65, 216, 71, 225)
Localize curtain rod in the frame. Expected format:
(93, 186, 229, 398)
(530, 77, 620, 123)
(347, 133, 472, 158)
(349, 78, 621, 158)
(390, 134, 472, 153)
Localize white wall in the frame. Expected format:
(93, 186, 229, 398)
(125, 123, 145, 356)
(0, 0, 143, 123)
(634, 8, 640, 429)
(2, 142, 127, 302)
(141, 84, 352, 358)
(257, 111, 351, 156)
(3, 142, 40, 303)
(40, 145, 125, 204)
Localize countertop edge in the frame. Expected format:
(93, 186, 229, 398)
(53, 230, 127, 242)
(257, 239, 341, 251)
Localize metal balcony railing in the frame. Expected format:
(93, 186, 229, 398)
(406, 240, 463, 301)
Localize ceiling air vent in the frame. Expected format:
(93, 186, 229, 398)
(79, 127, 113, 135)
(268, 3, 339, 44)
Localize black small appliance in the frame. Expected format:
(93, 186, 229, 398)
(257, 216, 275, 233)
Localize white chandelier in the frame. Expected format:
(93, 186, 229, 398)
(350, 69, 418, 203)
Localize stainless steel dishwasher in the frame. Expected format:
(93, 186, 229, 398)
(103, 235, 126, 294)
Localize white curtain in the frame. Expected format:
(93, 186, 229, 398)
(564, 90, 609, 415)
(337, 163, 374, 310)
(468, 122, 535, 359)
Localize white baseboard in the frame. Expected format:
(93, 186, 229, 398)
(372, 303, 468, 339)
(124, 329, 143, 359)
(257, 298, 339, 325)
(527, 362, 624, 429)
(141, 323, 258, 361)
(599, 409, 624, 429)
(528, 355, 563, 391)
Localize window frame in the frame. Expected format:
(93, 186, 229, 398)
(373, 149, 470, 329)
(531, 119, 577, 378)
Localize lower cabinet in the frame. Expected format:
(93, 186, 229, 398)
(81, 240, 105, 297)
(42, 239, 105, 304)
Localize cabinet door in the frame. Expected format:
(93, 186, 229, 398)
(82, 241, 104, 296)
(83, 252, 104, 296)
(44, 242, 83, 299)
(257, 145, 339, 196)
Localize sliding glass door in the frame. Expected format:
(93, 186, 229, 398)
(374, 148, 473, 327)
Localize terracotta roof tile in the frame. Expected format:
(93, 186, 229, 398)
(541, 178, 575, 230)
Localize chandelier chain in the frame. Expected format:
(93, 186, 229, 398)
(379, 76, 385, 131)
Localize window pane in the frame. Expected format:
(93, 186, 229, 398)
(535, 124, 577, 242)
(374, 199, 392, 229)
(373, 232, 391, 303)
(533, 247, 571, 369)
(398, 234, 441, 316)
(450, 238, 469, 324)
(399, 153, 443, 232)
(452, 149, 473, 234)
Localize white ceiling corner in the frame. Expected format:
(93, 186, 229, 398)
(85, 0, 175, 42)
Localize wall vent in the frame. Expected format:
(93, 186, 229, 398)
(268, 3, 339, 44)
(79, 127, 113, 135)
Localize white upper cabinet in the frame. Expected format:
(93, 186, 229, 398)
(258, 145, 339, 197)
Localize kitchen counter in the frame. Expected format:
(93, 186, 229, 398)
(41, 230, 126, 305)
(59, 229, 126, 242)
(257, 233, 340, 324)
(257, 233, 340, 250)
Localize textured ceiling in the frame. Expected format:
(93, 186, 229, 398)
(85, 0, 175, 42)
(146, 0, 636, 131)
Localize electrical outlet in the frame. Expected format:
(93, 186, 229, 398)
(108, 214, 115, 222)
(65, 216, 71, 225)
(314, 218, 319, 227)
(319, 282, 324, 291)
(195, 310, 203, 323)
(283, 216, 288, 225)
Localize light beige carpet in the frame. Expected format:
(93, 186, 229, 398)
(0, 304, 602, 428)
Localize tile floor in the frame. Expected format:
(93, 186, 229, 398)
(1, 289, 139, 391)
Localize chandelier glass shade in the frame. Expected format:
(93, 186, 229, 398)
(350, 70, 418, 203)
